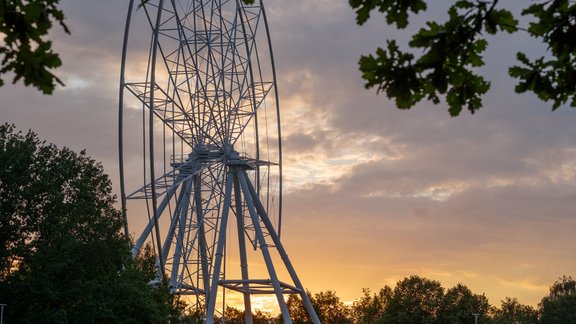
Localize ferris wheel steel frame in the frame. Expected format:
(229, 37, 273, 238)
(118, 0, 319, 323)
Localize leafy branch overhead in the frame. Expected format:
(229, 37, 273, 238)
(510, 1, 576, 110)
(350, 0, 576, 116)
(0, 0, 69, 94)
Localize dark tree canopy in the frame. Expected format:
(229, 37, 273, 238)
(491, 297, 539, 324)
(349, 0, 576, 116)
(439, 283, 490, 323)
(352, 287, 392, 323)
(539, 276, 576, 324)
(222, 306, 274, 324)
(312, 290, 353, 323)
(0, 0, 68, 94)
(279, 290, 352, 324)
(283, 292, 313, 324)
(0, 124, 175, 323)
(377, 275, 444, 324)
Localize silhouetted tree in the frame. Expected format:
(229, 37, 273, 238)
(278, 290, 353, 323)
(539, 276, 576, 324)
(282, 293, 312, 324)
(0, 124, 176, 323)
(377, 275, 444, 324)
(223, 306, 246, 323)
(439, 283, 491, 323)
(352, 287, 392, 324)
(253, 309, 275, 324)
(221, 306, 275, 323)
(313, 290, 353, 323)
(349, 0, 576, 116)
(490, 297, 538, 324)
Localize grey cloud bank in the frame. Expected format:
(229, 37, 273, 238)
(1, 0, 575, 307)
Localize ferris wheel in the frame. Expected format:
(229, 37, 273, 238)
(118, 0, 319, 322)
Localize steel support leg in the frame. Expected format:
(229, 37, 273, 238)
(193, 174, 211, 299)
(170, 178, 193, 289)
(242, 170, 320, 324)
(131, 186, 177, 257)
(161, 180, 189, 266)
(206, 170, 234, 323)
(237, 170, 292, 324)
(234, 173, 253, 324)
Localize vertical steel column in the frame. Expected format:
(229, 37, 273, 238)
(237, 170, 292, 324)
(242, 170, 320, 324)
(234, 174, 253, 324)
(170, 178, 193, 288)
(206, 170, 234, 323)
(193, 174, 211, 298)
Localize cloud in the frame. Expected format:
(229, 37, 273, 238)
(2, 0, 576, 309)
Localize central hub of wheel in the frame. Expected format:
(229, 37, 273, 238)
(171, 144, 255, 171)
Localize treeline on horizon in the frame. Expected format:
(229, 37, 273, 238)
(215, 274, 576, 324)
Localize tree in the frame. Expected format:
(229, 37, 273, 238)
(539, 275, 576, 324)
(490, 297, 538, 324)
(0, 124, 176, 323)
(223, 306, 246, 323)
(0, 0, 68, 94)
(349, 0, 576, 116)
(277, 290, 353, 324)
(352, 287, 392, 324)
(253, 309, 275, 324)
(439, 283, 491, 324)
(312, 290, 353, 323)
(377, 275, 444, 324)
(221, 306, 275, 324)
(282, 293, 313, 323)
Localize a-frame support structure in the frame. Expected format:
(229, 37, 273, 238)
(204, 162, 320, 324)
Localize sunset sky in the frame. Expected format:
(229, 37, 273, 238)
(2, 0, 576, 311)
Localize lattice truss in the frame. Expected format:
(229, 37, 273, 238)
(124, 0, 276, 299)
(125, 0, 272, 152)
(119, 1, 320, 322)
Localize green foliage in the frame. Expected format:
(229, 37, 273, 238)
(349, 0, 427, 27)
(491, 297, 539, 324)
(283, 293, 313, 323)
(0, 124, 176, 323)
(439, 283, 490, 323)
(277, 290, 352, 324)
(377, 275, 444, 324)
(273, 290, 353, 323)
(359, 40, 421, 110)
(0, 0, 69, 94)
(0, 123, 120, 279)
(539, 276, 576, 324)
(509, 0, 576, 110)
(223, 306, 246, 323)
(312, 290, 353, 323)
(222, 306, 274, 324)
(352, 287, 391, 323)
(351, 0, 576, 116)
